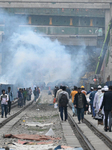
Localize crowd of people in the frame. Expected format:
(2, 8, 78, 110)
(0, 87, 13, 118)
(0, 86, 40, 119)
(54, 85, 112, 132)
(18, 87, 32, 108)
(33, 87, 40, 102)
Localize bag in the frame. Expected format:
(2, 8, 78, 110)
(53, 98, 56, 103)
(95, 112, 103, 120)
(54, 103, 58, 108)
(59, 93, 68, 107)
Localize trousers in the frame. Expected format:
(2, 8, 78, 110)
(104, 110, 111, 131)
(77, 108, 84, 122)
(60, 106, 67, 121)
(8, 101, 11, 113)
(1, 104, 7, 117)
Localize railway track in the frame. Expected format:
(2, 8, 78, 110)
(0, 96, 41, 129)
(68, 112, 95, 150)
(0, 100, 33, 128)
(84, 118, 112, 149)
(68, 103, 112, 150)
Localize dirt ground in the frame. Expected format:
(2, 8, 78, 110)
(1, 91, 67, 148)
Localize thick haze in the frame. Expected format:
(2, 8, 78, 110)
(0, 13, 89, 87)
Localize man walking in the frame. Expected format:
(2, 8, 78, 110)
(56, 85, 63, 111)
(23, 88, 27, 105)
(0, 89, 9, 118)
(33, 87, 37, 102)
(28, 87, 32, 101)
(18, 88, 23, 107)
(74, 87, 88, 124)
(89, 87, 97, 118)
(99, 86, 112, 132)
(7, 87, 13, 115)
(71, 86, 78, 116)
(93, 85, 102, 119)
(58, 86, 69, 122)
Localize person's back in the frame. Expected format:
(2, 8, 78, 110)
(18, 90, 22, 98)
(23, 89, 27, 96)
(71, 90, 78, 103)
(33, 89, 37, 96)
(59, 91, 69, 107)
(58, 86, 69, 121)
(100, 86, 112, 132)
(56, 86, 63, 103)
(101, 91, 112, 111)
(89, 90, 97, 105)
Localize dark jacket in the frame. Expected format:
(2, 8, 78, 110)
(18, 91, 22, 98)
(100, 91, 112, 111)
(74, 92, 88, 109)
(89, 91, 97, 105)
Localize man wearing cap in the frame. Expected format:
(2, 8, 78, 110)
(81, 86, 87, 95)
(93, 85, 102, 119)
(99, 86, 112, 132)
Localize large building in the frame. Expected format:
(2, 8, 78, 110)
(0, 0, 112, 82)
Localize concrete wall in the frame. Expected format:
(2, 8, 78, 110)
(0, 3, 110, 9)
(0, 0, 111, 3)
(46, 36, 97, 46)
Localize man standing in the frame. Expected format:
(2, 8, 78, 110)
(93, 85, 102, 119)
(23, 88, 27, 105)
(33, 87, 37, 102)
(36, 87, 40, 99)
(18, 88, 23, 107)
(58, 86, 69, 122)
(0, 89, 9, 118)
(74, 87, 88, 124)
(99, 86, 112, 132)
(7, 87, 13, 115)
(28, 87, 32, 101)
(71, 86, 78, 116)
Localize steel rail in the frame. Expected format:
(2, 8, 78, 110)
(0, 95, 41, 128)
(68, 112, 95, 150)
(84, 118, 112, 149)
(69, 103, 112, 149)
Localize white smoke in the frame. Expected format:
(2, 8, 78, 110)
(0, 30, 72, 87)
(0, 13, 90, 87)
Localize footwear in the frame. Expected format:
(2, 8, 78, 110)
(73, 113, 75, 117)
(82, 119, 84, 123)
(104, 128, 107, 132)
(78, 121, 81, 124)
(1, 116, 3, 118)
(5, 116, 7, 118)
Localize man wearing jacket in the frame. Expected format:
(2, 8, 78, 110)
(58, 86, 69, 122)
(99, 86, 112, 132)
(74, 87, 88, 124)
(7, 87, 14, 115)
